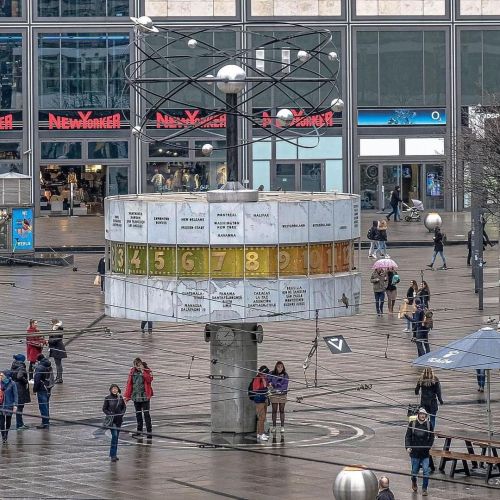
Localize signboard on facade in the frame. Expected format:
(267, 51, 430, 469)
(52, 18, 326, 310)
(358, 108, 446, 127)
(39, 110, 129, 130)
(11, 207, 34, 252)
(0, 112, 23, 131)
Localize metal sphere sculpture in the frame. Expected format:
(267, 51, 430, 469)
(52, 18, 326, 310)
(333, 467, 378, 500)
(126, 21, 342, 163)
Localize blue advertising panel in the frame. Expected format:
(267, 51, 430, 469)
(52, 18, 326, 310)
(11, 207, 34, 251)
(358, 108, 446, 127)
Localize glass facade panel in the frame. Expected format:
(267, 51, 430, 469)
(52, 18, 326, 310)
(88, 141, 128, 159)
(483, 31, 500, 98)
(357, 31, 446, 106)
(0, 0, 21, 16)
(460, 30, 482, 104)
(41, 141, 82, 159)
(38, 0, 128, 17)
(0, 34, 22, 110)
(38, 33, 129, 109)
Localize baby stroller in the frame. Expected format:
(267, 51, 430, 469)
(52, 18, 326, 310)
(402, 199, 424, 222)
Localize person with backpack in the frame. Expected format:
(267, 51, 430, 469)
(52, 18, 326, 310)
(267, 361, 289, 433)
(33, 354, 54, 429)
(0, 370, 18, 444)
(386, 185, 401, 222)
(124, 358, 154, 439)
(49, 319, 67, 384)
(427, 226, 447, 270)
(405, 407, 434, 496)
(102, 384, 127, 462)
(415, 368, 443, 429)
(249, 366, 270, 442)
(386, 268, 400, 313)
(375, 219, 390, 258)
(10, 354, 30, 430)
(26, 319, 47, 381)
(367, 220, 379, 259)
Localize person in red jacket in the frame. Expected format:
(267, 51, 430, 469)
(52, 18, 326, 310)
(124, 358, 153, 439)
(26, 319, 47, 381)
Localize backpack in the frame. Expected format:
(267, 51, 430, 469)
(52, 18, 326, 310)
(367, 227, 376, 240)
(43, 366, 55, 391)
(392, 273, 400, 285)
(248, 379, 255, 401)
(423, 311, 434, 330)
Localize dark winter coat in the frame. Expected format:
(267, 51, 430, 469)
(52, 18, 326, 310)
(405, 418, 434, 459)
(10, 360, 31, 404)
(417, 287, 430, 308)
(433, 229, 444, 252)
(390, 189, 401, 207)
(411, 306, 425, 337)
(0, 375, 18, 411)
(33, 358, 53, 394)
(49, 325, 67, 360)
(415, 379, 444, 415)
(406, 286, 417, 305)
(378, 229, 387, 242)
(386, 271, 397, 292)
(377, 489, 395, 500)
(102, 392, 127, 428)
(368, 221, 379, 241)
(97, 257, 105, 275)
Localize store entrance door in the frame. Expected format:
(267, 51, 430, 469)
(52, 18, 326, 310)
(107, 166, 129, 196)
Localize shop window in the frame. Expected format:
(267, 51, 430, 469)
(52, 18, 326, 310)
(38, 0, 128, 17)
(149, 141, 189, 159)
(0, 0, 22, 16)
(145, 161, 226, 193)
(0, 142, 21, 160)
(194, 141, 226, 160)
(88, 141, 128, 159)
(38, 33, 129, 109)
(41, 142, 82, 160)
(0, 34, 22, 110)
(0, 162, 22, 174)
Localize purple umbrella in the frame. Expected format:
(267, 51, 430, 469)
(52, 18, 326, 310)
(371, 258, 398, 270)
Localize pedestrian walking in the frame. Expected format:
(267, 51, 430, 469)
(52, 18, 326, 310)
(140, 320, 153, 334)
(375, 219, 389, 258)
(415, 368, 444, 429)
(267, 361, 289, 433)
(376, 476, 395, 500)
(405, 408, 434, 496)
(102, 384, 127, 462)
(386, 268, 400, 313)
(33, 354, 54, 429)
(427, 226, 447, 270)
(417, 281, 431, 309)
(97, 256, 105, 293)
(0, 371, 18, 444)
(404, 280, 419, 331)
(371, 268, 388, 317)
(124, 358, 153, 439)
(250, 366, 270, 442)
(476, 369, 486, 392)
(467, 229, 472, 267)
(386, 185, 402, 222)
(26, 319, 46, 381)
(367, 220, 379, 259)
(49, 319, 67, 384)
(411, 299, 430, 357)
(10, 354, 30, 430)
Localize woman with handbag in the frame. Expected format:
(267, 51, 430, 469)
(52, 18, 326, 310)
(102, 384, 126, 462)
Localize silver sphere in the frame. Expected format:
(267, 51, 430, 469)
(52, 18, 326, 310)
(331, 98, 345, 113)
(187, 39, 198, 49)
(333, 467, 378, 500)
(277, 108, 294, 127)
(424, 212, 442, 232)
(131, 125, 142, 136)
(216, 65, 246, 94)
(328, 51, 339, 62)
(201, 143, 213, 156)
(205, 74, 215, 86)
(297, 50, 310, 63)
(130, 16, 159, 33)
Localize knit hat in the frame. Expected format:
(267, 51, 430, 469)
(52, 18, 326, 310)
(13, 354, 26, 362)
(417, 407, 428, 415)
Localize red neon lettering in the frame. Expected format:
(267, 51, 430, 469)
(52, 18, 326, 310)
(156, 110, 226, 129)
(0, 114, 13, 130)
(48, 112, 121, 130)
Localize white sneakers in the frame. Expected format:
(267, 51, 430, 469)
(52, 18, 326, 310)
(403, 328, 410, 333)
(281, 427, 285, 433)
(257, 434, 269, 441)
(270, 426, 276, 433)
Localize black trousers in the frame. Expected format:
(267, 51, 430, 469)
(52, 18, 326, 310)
(134, 400, 152, 435)
(140, 321, 153, 333)
(0, 413, 12, 440)
(54, 358, 63, 380)
(29, 361, 35, 380)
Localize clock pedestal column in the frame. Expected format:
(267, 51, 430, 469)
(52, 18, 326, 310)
(206, 323, 261, 433)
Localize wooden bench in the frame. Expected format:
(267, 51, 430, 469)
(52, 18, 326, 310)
(430, 449, 500, 482)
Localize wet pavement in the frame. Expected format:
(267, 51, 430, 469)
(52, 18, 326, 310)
(0, 241, 499, 498)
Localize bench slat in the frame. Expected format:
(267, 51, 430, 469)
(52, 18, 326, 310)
(431, 450, 500, 464)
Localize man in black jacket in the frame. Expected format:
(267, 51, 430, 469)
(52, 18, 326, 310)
(376, 476, 395, 500)
(405, 408, 434, 496)
(427, 226, 447, 270)
(386, 186, 402, 222)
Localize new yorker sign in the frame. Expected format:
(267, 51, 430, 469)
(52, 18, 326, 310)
(0, 112, 23, 131)
(39, 110, 129, 130)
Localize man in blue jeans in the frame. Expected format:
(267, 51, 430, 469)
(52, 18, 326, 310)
(33, 355, 54, 429)
(370, 268, 388, 317)
(405, 408, 434, 496)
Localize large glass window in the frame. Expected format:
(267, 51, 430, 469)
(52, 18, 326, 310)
(38, 33, 129, 109)
(0, 0, 22, 16)
(461, 30, 500, 105)
(0, 34, 22, 110)
(38, 0, 128, 17)
(357, 31, 446, 106)
(0, 141, 22, 174)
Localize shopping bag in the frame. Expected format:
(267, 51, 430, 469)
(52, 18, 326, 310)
(398, 299, 409, 319)
(93, 275, 101, 286)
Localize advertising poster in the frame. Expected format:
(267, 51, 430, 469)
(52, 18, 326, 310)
(11, 207, 34, 251)
(358, 108, 446, 127)
(0, 208, 8, 250)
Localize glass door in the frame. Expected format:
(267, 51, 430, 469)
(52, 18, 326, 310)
(274, 163, 296, 191)
(424, 164, 444, 210)
(300, 162, 324, 192)
(107, 166, 129, 196)
(360, 164, 379, 209)
(401, 163, 421, 206)
(382, 165, 402, 210)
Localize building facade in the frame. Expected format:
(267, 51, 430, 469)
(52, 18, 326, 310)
(1, 0, 500, 215)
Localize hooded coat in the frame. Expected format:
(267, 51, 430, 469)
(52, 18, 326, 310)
(0, 373, 18, 411)
(26, 325, 45, 363)
(10, 360, 31, 404)
(48, 322, 67, 359)
(102, 385, 127, 427)
(415, 378, 444, 415)
(33, 358, 53, 394)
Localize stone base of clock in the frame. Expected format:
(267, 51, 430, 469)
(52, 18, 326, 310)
(207, 323, 259, 433)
